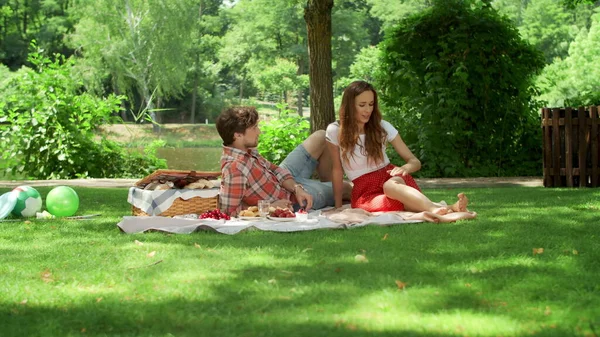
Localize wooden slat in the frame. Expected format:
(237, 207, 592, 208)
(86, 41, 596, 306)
(552, 108, 561, 186)
(578, 107, 587, 187)
(565, 107, 573, 187)
(542, 108, 553, 187)
(591, 106, 598, 187)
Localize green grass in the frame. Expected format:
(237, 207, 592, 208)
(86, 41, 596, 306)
(0, 186, 598, 337)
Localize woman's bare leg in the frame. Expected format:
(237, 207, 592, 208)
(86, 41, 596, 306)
(383, 177, 449, 214)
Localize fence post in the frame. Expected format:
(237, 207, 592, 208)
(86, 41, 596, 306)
(591, 106, 598, 187)
(552, 108, 561, 187)
(542, 108, 552, 187)
(565, 107, 573, 187)
(578, 107, 587, 187)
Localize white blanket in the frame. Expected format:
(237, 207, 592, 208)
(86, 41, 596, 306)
(116, 208, 423, 235)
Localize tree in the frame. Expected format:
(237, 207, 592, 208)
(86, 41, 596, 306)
(69, 0, 197, 131)
(380, 0, 546, 177)
(537, 11, 600, 106)
(0, 0, 74, 70)
(304, 0, 335, 132)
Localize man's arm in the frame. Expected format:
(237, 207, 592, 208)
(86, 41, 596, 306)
(280, 178, 313, 210)
(268, 162, 294, 182)
(219, 164, 247, 216)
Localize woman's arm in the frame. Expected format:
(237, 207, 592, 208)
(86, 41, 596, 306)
(327, 141, 345, 209)
(388, 134, 421, 176)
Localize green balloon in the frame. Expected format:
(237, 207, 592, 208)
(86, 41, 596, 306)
(46, 186, 79, 217)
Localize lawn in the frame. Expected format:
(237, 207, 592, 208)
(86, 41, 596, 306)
(0, 186, 598, 337)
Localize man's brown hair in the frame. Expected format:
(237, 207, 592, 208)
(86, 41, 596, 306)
(216, 106, 259, 146)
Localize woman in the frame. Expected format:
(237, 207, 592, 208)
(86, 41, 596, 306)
(326, 81, 475, 220)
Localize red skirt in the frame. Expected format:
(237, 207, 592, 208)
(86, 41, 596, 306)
(351, 164, 421, 212)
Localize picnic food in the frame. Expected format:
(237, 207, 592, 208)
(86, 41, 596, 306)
(143, 178, 217, 190)
(184, 179, 215, 189)
(200, 209, 230, 220)
(239, 206, 260, 217)
(269, 207, 295, 218)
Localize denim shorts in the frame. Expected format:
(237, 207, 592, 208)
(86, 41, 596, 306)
(280, 144, 334, 210)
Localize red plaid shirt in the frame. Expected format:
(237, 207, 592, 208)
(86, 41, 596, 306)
(219, 146, 295, 216)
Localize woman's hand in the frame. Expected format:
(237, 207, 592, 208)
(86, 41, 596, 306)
(387, 164, 413, 177)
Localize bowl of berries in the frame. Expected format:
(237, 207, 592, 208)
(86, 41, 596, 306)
(295, 208, 308, 222)
(199, 209, 231, 220)
(267, 207, 296, 221)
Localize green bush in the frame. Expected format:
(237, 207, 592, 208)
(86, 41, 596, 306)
(257, 106, 310, 165)
(379, 0, 545, 177)
(0, 46, 166, 179)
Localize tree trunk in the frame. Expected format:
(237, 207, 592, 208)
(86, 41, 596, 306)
(304, 0, 334, 133)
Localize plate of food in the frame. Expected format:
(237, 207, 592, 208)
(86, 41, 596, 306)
(267, 216, 297, 222)
(238, 208, 260, 220)
(239, 216, 261, 221)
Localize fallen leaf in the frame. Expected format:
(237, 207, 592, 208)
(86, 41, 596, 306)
(544, 306, 552, 316)
(96, 297, 103, 303)
(134, 240, 143, 246)
(268, 279, 277, 284)
(302, 247, 313, 253)
(465, 283, 472, 288)
(346, 324, 357, 331)
(382, 233, 389, 241)
(395, 280, 407, 290)
(147, 251, 156, 258)
(20, 299, 27, 305)
(24, 220, 31, 224)
(334, 267, 342, 273)
(40, 269, 53, 283)
(81, 328, 86, 333)
(194, 243, 201, 248)
(533, 248, 544, 255)
(354, 254, 368, 263)
(572, 250, 578, 255)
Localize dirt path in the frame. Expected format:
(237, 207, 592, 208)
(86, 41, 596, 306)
(0, 177, 543, 189)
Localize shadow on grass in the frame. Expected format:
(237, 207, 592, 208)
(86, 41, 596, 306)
(1, 187, 599, 336)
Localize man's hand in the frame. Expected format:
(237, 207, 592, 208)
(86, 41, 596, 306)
(294, 188, 313, 211)
(271, 199, 293, 210)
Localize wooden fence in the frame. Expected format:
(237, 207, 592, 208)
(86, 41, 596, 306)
(542, 106, 599, 187)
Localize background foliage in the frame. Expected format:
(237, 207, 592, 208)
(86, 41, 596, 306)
(0, 48, 166, 179)
(1, 0, 599, 178)
(379, 0, 546, 177)
(257, 105, 310, 165)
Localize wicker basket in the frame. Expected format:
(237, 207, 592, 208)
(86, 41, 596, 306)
(131, 169, 220, 217)
(131, 195, 219, 216)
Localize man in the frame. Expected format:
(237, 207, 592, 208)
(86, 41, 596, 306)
(216, 106, 351, 216)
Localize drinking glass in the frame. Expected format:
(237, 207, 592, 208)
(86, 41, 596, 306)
(258, 200, 270, 217)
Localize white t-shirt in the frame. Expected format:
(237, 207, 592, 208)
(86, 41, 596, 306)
(325, 120, 398, 181)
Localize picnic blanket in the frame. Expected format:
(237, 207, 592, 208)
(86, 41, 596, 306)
(116, 207, 429, 235)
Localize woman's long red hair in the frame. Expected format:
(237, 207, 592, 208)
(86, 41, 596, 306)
(338, 81, 387, 166)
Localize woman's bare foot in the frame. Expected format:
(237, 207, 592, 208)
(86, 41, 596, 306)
(431, 206, 450, 215)
(450, 193, 469, 212)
